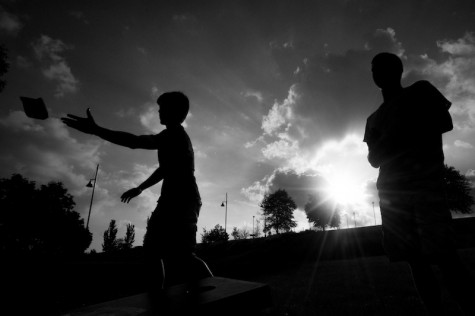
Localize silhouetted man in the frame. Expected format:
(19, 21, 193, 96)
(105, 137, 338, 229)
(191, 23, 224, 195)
(364, 52, 474, 315)
(62, 92, 212, 306)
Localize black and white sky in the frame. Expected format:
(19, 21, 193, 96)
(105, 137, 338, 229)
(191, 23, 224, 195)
(1, 0, 474, 250)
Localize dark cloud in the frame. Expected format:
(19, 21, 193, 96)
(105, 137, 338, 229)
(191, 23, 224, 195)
(293, 28, 404, 144)
(268, 170, 328, 209)
(0, 112, 101, 195)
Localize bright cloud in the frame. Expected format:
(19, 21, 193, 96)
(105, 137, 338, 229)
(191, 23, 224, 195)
(32, 35, 79, 97)
(454, 140, 474, 149)
(241, 175, 273, 204)
(437, 32, 475, 56)
(139, 103, 162, 133)
(243, 90, 264, 103)
(365, 27, 405, 57)
(261, 85, 297, 135)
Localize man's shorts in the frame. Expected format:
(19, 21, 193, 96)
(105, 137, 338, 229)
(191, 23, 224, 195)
(378, 181, 454, 262)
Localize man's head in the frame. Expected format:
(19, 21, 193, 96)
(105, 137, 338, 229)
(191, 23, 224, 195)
(371, 52, 403, 90)
(157, 91, 189, 126)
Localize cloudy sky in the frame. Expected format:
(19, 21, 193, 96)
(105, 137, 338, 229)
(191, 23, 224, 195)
(1, 0, 474, 251)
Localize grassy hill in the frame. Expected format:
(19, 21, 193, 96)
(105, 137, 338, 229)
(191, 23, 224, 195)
(8, 217, 475, 315)
(197, 217, 475, 279)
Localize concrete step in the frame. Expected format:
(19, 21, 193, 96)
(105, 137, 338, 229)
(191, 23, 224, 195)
(65, 277, 273, 315)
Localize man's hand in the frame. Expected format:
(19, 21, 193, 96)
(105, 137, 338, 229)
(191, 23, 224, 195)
(121, 188, 142, 203)
(61, 108, 98, 135)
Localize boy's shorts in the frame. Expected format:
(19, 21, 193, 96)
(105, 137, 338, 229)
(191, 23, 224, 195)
(143, 198, 200, 260)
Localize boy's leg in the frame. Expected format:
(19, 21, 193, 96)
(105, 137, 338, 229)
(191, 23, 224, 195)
(191, 254, 213, 279)
(408, 259, 444, 315)
(143, 208, 166, 291)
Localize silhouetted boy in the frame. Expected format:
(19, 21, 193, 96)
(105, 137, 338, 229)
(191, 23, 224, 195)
(364, 52, 474, 315)
(62, 91, 212, 304)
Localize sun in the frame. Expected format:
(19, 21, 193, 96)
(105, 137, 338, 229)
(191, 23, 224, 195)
(324, 172, 366, 205)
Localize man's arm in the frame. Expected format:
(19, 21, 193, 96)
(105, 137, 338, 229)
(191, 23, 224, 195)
(366, 131, 395, 168)
(121, 167, 164, 203)
(367, 138, 384, 168)
(61, 108, 158, 149)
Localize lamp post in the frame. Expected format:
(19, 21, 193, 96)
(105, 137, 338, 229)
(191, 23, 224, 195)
(220, 192, 228, 234)
(86, 164, 99, 230)
(253, 215, 255, 238)
(372, 201, 376, 226)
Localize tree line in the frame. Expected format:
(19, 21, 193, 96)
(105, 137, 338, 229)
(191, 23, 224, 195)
(0, 174, 137, 256)
(201, 164, 474, 244)
(1, 164, 473, 251)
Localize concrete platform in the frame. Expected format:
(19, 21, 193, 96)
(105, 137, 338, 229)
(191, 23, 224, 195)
(64, 277, 272, 315)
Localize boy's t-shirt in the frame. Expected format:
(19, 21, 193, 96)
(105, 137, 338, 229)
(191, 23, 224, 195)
(139, 125, 201, 224)
(364, 80, 452, 189)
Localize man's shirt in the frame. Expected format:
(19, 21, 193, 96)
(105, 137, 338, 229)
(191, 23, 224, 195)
(364, 81, 452, 189)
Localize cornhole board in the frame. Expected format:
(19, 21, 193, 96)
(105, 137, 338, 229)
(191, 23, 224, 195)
(20, 97, 48, 120)
(65, 277, 272, 315)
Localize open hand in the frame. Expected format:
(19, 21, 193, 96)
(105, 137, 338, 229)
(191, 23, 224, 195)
(61, 108, 98, 135)
(121, 188, 142, 203)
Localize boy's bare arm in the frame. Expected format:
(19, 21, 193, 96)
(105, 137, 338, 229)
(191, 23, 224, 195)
(138, 167, 164, 191)
(121, 168, 164, 203)
(61, 108, 158, 149)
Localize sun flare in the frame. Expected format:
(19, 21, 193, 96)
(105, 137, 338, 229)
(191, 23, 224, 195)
(324, 172, 366, 205)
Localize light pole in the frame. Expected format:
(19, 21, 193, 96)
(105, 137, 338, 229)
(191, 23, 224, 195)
(220, 192, 228, 234)
(253, 215, 255, 238)
(86, 164, 99, 230)
(372, 201, 376, 225)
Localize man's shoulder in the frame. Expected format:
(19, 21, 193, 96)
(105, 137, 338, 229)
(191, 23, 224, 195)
(406, 80, 436, 94)
(366, 110, 377, 122)
(367, 102, 385, 121)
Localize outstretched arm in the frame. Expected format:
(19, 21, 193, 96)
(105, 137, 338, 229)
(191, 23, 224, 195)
(61, 108, 158, 149)
(121, 167, 164, 203)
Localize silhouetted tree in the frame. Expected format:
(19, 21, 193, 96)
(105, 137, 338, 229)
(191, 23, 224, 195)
(305, 192, 340, 231)
(330, 210, 341, 229)
(102, 219, 119, 252)
(0, 44, 9, 93)
(231, 227, 240, 240)
(444, 165, 474, 214)
(260, 189, 297, 234)
(121, 223, 135, 250)
(201, 224, 229, 244)
(0, 174, 92, 255)
(231, 226, 250, 240)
